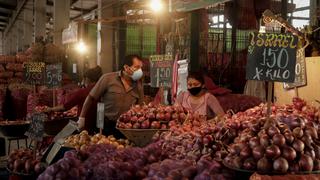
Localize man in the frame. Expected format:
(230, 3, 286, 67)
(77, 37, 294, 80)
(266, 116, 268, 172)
(47, 66, 103, 134)
(78, 55, 144, 138)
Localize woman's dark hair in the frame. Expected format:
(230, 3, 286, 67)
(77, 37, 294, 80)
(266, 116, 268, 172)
(84, 66, 103, 82)
(187, 71, 204, 85)
(122, 54, 142, 69)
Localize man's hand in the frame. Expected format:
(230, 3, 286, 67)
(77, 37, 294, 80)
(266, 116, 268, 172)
(77, 117, 85, 130)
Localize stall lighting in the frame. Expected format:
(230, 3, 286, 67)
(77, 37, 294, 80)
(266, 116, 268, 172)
(75, 40, 87, 54)
(150, 0, 163, 13)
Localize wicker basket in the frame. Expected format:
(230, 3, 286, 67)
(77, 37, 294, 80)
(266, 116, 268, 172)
(44, 117, 76, 136)
(117, 128, 167, 147)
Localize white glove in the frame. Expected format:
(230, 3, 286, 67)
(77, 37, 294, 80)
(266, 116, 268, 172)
(77, 117, 85, 130)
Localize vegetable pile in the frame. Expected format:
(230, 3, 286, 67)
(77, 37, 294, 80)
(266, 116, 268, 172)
(7, 149, 45, 175)
(64, 130, 132, 150)
(117, 103, 188, 129)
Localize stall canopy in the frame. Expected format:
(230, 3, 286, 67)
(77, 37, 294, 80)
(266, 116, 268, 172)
(172, 0, 231, 12)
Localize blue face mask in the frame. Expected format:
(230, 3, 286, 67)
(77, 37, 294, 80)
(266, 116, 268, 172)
(131, 68, 143, 81)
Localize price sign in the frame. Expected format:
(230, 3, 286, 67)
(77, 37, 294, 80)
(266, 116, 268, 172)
(96, 103, 105, 129)
(149, 55, 174, 87)
(46, 63, 62, 87)
(23, 62, 46, 85)
(246, 33, 298, 83)
(283, 48, 307, 89)
(25, 113, 47, 141)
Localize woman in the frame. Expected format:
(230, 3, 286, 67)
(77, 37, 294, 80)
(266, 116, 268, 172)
(175, 72, 225, 119)
(46, 66, 102, 133)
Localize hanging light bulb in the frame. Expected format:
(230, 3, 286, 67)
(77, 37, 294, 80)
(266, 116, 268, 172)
(75, 40, 87, 54)
(150, 0, 163, 13)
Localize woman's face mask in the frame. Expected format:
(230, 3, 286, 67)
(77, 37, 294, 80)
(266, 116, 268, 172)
(187, 78, 203, 96)
(188, 86, 202, 96)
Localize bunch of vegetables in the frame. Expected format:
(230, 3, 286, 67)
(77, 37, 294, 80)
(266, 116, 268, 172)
(7, 149, 45, 175)
(64, 130, 132, 150)
(224, 116, 320, 174)
(117, 103, 188, 129)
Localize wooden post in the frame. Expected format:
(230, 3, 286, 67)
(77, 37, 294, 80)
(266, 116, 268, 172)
(294, 87, 299, 97)
(267, 81, 273, 119)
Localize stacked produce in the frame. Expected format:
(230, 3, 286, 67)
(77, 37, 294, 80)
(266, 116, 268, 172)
(50, 106, 78, 119)
(7, 149, 45, 175)
(64, 131, 132, 150)
(0, 55, 27, 85)
(117, 103, 188, 129)
(224, 115, 320, 174)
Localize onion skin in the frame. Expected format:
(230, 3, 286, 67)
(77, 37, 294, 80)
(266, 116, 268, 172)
(273, 157, 289, 174)
(299, 154, 314, 172)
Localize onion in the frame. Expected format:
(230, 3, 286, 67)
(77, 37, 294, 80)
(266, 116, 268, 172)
(249, 137, 260, 149)
(284, 132, 295, 144)
(273, 157, 289, 174)
(232, 157, 242, 169)
(252, 146, 265, 160)
(257, 157, 272, 173)
(260, 134, 270, 148)
(293, 127, 304, 138)
(313, 159, 320, 171)
(292, 139, 305, 152)
(265, 145, 281, 159)
(299, 154, 313, 171)
(243, 158, 256, 170)
(314, 145, 320, 159)
(272, 134, 286, 147)
(267, 126, 280, 137)
(301, 134, 313, 148)
(289, 163, 300, 172)
(305, 127, 318, 139)
(281, 146, 297, 161)
(305, 148, 316, 160)
(240, 146, 252, 159)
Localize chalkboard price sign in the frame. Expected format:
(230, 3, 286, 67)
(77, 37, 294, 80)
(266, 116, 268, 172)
(24, 62, 46, 85)
(149, 55, 174, 87)
(246, 33, 298, 83)
(283, 48, 307, 89)
(46, 63, 62, 87)
(25, 113, 47, 141)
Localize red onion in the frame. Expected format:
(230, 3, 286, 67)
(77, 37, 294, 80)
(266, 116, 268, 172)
(281, 146, 296, 161)
(292, 139, 305, 152)
(267, 126, 280, 137)
(257, 157, 272, 173)
(293, 127, 303, 138)
(299, 154, 313, 171)
(272, 134, 286, 147)
(284, 132, 295, 144)
(252, 146, 265, 160)
(260, 134, 270, 148)
(249, 137, 260, 149)
(273, 157, 289, 173)
(265, 145, 281, 159)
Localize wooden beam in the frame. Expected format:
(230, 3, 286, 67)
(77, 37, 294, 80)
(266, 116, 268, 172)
(4, 0, 27, 35)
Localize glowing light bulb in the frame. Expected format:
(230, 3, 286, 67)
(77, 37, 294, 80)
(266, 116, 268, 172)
(150, 0, 163, 13)
(75, 40, 87, 54)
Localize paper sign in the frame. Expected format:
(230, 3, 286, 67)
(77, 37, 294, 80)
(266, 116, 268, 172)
(283, 48, 307, 89)
(45, 139, 64, 164)
(24, 62, 46, 85)
(149, 55, 174, 87)
(46, 63, 62, 87)
(96, 103, 105, 129)
(246, 33, 298, 83)
(25, 113, 47, 141)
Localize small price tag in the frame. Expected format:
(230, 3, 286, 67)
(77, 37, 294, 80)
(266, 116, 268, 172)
(96, 103, 105, 129)
(46, 63, 62, 88)
(23, 62, 46, 85)
(25, 113, 47, 141)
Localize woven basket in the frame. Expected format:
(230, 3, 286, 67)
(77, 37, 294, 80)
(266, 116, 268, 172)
(117, 128, 167, 147)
